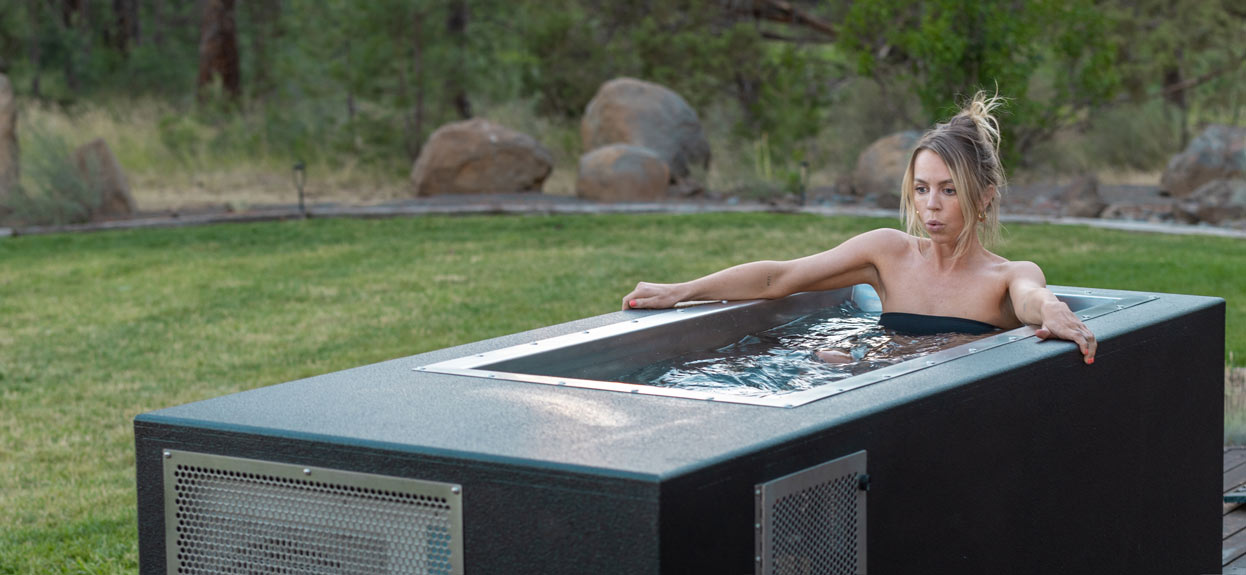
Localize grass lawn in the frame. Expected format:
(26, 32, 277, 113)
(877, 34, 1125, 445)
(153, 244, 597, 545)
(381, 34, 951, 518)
(0, 212, 1241, 572)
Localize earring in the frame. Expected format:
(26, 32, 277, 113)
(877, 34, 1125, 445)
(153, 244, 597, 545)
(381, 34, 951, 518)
(977, 211, 986, 222)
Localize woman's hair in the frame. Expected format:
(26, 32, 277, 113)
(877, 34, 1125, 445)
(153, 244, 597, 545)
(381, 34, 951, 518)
(900, 91, 1008, 257)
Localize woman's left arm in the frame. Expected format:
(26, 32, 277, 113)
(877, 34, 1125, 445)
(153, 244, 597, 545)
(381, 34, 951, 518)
(1007, 261, 1097, 365)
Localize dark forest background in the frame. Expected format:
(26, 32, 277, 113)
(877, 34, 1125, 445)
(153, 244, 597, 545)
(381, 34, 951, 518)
(0, 0, 1243, 208)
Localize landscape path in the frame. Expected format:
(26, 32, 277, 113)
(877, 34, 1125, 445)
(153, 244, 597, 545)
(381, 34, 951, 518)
(2, 192, 1244, 239)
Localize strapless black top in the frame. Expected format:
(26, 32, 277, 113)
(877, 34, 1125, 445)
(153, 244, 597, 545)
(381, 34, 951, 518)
(879, 312, 1000, 336)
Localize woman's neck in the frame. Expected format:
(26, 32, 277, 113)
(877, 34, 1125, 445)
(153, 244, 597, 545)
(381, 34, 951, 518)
(920, 236, 986, 272)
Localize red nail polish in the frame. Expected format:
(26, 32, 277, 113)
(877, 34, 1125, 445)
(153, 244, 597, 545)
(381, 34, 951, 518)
(629, 300, 638, 308)
(1087, 357, 1095, 365)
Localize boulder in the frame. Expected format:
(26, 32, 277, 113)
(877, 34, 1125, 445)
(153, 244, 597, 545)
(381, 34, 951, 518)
(581, 78, 710, 179)
(1160, 124, 1246, 198)
(1173, 178, 1246, 224)
(852, 131, 921, 209)
(75, 139, 136, 218)
(1059, 175, 1106, 218)
(576, 144, 670, 202)
(411, 118, 553, 196)
(0, 74, 17, 202)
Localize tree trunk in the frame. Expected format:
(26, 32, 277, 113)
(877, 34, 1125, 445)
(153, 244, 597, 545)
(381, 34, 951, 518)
(1163, 63, 1189, 149)
(27, 0, 42, 98)
(151, 0, 163, 47)
(344, 39, 355, 122)
(112, 0, 141, 53)
(244, 0, 280, 101)
(196, 0, 240, 101)
(405, 9, 426, 161)
(446, 0, 471, 119)
(60, 0, 85, 92)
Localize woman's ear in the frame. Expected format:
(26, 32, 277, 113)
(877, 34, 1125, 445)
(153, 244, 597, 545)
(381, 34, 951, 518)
(982, 185, 997, 211)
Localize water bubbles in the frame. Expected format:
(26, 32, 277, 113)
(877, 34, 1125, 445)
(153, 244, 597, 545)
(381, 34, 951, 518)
(616, 303, 995, 399)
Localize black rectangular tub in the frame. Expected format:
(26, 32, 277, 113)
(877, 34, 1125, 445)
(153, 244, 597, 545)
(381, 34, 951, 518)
(134, 285, 1224, 575)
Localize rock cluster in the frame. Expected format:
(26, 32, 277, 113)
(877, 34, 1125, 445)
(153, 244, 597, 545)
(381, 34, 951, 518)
(1059, 175, 1106, 218)
(410, 118, 553, 196)
(75, 139, 136, 218)
(576, 145, 670, 202)
(851, 131, 921, 209)
(577, 78, 710, 201)
(408, 78, 709, 202)
(1161, 125, 1245, 198)
(1162, 125, 1246, 226)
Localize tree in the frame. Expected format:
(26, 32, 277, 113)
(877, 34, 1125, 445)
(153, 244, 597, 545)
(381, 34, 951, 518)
(196, 0, 240, 101)
(1104, 0, 1246, 146)
(835, 0, 1121, 163)
(446, 0, 471, 119)
(111, 0, 141, 54)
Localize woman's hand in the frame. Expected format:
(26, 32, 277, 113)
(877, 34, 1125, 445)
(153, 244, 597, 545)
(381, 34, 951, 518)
(1035, 300, 1097, 365)
(622, 281, 685, 310)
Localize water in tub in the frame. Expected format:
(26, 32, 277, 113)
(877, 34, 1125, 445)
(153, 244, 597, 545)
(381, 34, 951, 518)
(618, 300, 994, 398)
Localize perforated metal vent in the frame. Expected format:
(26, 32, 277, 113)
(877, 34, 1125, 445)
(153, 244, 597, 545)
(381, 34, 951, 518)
(163, 450, 463, 575)
(756, 450, 866, 575)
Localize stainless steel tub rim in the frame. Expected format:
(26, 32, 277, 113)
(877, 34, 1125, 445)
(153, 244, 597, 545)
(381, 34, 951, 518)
(416, 285, 1155, 408)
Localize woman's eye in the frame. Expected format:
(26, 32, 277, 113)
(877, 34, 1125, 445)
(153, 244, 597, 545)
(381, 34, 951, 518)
(915, 186, 928, 194)
(942, 188, 957, 195)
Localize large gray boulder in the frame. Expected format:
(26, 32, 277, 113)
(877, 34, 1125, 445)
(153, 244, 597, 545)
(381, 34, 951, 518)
(0, 73, 17, 202)
(576, 144, 670, 203)
(1173, 178, 1246, 224)
(1161, 124, 1246, 198)
(1060, 175, 1106, 218)
(852, 131, 921, 209)
(411, 118, 554, 196)
(75, 139, 136, 218)
(581, 78, 710, 180)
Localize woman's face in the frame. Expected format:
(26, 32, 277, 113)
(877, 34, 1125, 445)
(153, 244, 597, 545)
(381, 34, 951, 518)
(911, 149, 966, 243)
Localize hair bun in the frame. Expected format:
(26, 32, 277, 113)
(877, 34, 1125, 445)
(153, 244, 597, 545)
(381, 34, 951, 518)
(961, 91, 1006, 157)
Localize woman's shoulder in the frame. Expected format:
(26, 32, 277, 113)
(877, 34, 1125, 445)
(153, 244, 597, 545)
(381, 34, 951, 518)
(991, 257, 1045, 281)
(856, 227, 916, 250)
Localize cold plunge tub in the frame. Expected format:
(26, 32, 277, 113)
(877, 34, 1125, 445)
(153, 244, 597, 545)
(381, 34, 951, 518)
(134, 285, 1224, 575)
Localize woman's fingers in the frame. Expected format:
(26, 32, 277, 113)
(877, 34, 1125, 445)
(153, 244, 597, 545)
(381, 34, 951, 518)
(622, 282, 672, 310)
(1038, 320, 1096, 365)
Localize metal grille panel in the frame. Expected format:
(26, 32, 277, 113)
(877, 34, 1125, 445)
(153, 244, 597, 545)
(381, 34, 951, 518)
(756, 450, 866, 575)
(163, 450, 462, 575)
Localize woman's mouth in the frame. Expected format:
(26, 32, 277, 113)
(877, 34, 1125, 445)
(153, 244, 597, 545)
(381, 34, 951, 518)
(925, 219, 945, 233)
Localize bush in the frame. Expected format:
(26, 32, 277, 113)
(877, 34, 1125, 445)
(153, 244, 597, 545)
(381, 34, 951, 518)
(1, 121, 94, 226)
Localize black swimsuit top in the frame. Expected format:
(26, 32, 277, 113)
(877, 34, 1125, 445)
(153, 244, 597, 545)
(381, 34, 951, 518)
(879, 312, 1000, 336)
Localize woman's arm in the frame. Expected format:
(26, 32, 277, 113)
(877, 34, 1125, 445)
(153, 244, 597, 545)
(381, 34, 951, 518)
(1006, 261, 1097, 364)
(622, 228, 903, 310)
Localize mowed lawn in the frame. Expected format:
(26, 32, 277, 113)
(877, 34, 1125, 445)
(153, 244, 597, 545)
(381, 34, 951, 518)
(1, 212, 1242, 572)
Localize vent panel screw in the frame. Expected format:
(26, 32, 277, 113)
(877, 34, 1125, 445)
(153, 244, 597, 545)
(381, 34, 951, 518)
(302, 468, 311, 476)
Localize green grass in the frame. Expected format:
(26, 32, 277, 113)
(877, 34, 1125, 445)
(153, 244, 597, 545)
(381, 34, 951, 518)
(0, 212, 1241, 572)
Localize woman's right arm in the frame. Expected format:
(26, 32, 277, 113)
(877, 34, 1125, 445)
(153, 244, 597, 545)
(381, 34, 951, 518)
(621, 228, 903, 310)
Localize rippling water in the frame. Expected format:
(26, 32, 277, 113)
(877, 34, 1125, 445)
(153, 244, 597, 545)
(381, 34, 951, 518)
(618, 303, 995, 398)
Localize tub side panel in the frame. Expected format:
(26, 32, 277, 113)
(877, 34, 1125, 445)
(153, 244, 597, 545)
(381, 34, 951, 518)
(134, 420, 661, 575)
(658, 298, 1223, 575)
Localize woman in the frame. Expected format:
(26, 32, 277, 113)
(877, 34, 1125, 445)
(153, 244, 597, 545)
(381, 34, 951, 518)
(621, 92, 1097, 365)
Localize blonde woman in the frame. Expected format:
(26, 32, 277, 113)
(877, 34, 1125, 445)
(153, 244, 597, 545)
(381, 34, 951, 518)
(622, 92, 1097, 365)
